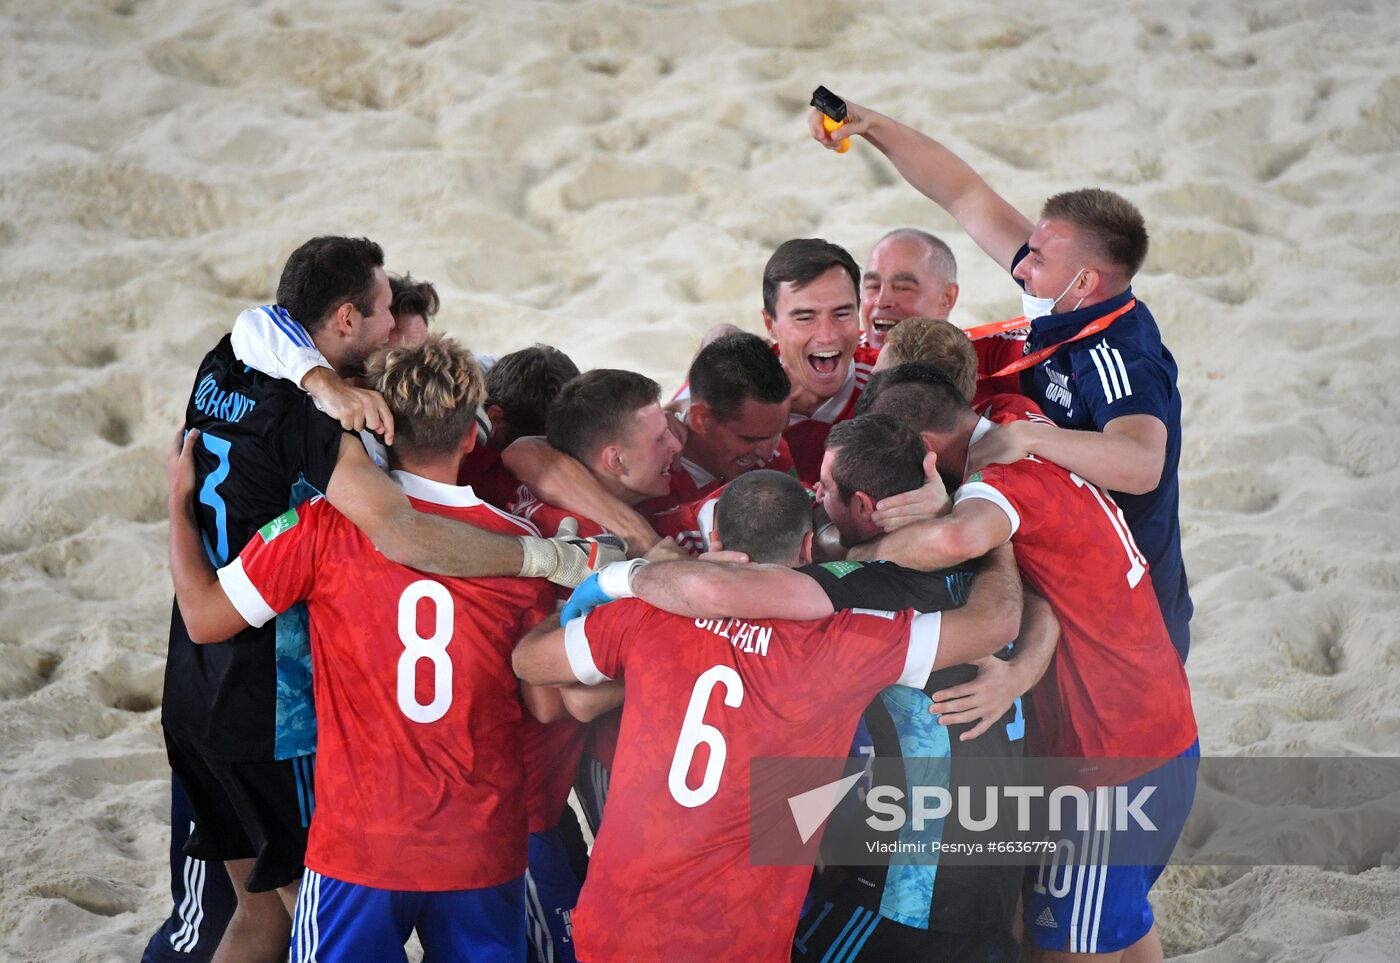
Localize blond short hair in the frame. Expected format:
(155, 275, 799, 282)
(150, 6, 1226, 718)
(880, 317, 977, 401)
(365, 333, 486, 455)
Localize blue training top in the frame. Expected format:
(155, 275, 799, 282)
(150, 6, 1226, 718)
(1012, 245, 1193, 661)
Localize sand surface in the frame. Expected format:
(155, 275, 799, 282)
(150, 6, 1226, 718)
(2, 0, 1399, 959)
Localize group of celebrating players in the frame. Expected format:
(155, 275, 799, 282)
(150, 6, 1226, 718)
(145, 97, 1198, 963)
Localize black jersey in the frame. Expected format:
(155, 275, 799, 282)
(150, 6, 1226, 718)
(798, 558, 1023, 939)
(161, 335, 345, 763)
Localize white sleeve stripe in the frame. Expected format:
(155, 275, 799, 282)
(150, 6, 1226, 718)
(1103, 343, 1125, 399)
(216, 558, 279, 628)
(1089, 342, 1115, 401)
(1096, 342, 1122, 400)
(564, 617, 612, 685)
(1111, 346, 1133, 397)
(953, 482, 1020, 537)
(897, 611, 942, 688)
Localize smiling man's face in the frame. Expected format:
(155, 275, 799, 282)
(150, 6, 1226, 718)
(764, 265, 860, 409)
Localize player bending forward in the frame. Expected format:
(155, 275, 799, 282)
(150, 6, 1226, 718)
(168, 335, 557, 962)
(513, 469, 1021, 962)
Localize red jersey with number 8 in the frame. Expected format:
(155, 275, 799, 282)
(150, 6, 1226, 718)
(563, 599, 942, 962)
(955, 448, 1196, 760)
(215, 472, 555, 890)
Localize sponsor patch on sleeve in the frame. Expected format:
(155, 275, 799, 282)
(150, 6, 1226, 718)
(258, 507, 299, 543)
(818, 560, 864, 578)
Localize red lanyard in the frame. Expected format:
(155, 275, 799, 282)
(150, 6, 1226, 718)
(969, 300, 1136, 379)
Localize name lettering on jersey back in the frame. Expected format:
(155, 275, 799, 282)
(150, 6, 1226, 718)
(694, 617, 771, 657)
(1042, 365, 1073, 416)
(194, 373, 257, 423)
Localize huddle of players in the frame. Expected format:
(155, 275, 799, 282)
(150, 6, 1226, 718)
(152, 98, 1198, 963)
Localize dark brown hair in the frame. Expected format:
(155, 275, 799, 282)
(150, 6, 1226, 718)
(762, 238, 860, 317)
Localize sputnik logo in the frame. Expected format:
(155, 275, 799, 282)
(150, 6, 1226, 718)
(787, 771, 865, 844)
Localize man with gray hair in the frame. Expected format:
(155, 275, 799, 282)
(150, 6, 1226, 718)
(860, 227, 960, 350)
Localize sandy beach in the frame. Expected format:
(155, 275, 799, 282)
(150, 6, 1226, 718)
(2, 0, 1398, 959)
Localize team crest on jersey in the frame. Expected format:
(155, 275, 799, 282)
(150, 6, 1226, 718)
(967, 471, 983, 484)
(818, 560, 863, 578)
(259, 507, 299, 542)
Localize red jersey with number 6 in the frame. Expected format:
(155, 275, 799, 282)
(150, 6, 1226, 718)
(954, 448, 1196, 760)
(215, 471, 554, 890)
(563, 599, 943, 962)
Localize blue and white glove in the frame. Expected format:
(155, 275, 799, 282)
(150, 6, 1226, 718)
(561, 559, 647, 624)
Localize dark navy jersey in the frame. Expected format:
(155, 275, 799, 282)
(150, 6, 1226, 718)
(1011, 244, 1192, 661)
(799, 559, 1023, 937)
(162, 335, 345, 763)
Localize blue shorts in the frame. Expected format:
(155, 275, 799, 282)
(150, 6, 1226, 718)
(526, 813, 589, 963)
(142, 773, 235, 962)
(290, 870, 526, 963)
(1022, 741, 1200, 954)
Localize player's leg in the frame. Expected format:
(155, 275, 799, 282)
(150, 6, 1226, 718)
(213, 859, 293, 963)
(163, 731, 278, 962)
(1021, 745, 1197, 961)
(142, 772, 236, 962)
(206, 752, 313, 895)
(1120, 924, 1163, 962)
(417, 875, 527, 963)
(524, 807, 589, 963)
(288, 868, 414, 963)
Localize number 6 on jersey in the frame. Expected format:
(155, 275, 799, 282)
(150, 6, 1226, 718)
(668, 665, 744, 808)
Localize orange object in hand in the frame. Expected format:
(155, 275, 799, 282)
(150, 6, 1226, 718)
(821, 115, 851, 153)
(811, 86, 852, 153)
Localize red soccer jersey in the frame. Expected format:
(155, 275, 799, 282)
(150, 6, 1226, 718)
(954, 453, 1197, 760)
(500, 487, 600, 833)
(563, 599, 941, 962)
(972, 330, 1027, 408)
(456, 443, 525, 511)
(217, 472, 554, 890)
(977, 392, 1058, 427)
(781, 344, 879, 484)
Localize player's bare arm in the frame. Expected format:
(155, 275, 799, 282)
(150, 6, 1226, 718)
(325, 435, 623, 585)
(166, 430, 252, 644)
(968, 414, 1168, 496)
(512, 614, 579, 687)
(931, 588, 1058, 740)
(848, 494, 1012, 570)
(517, 608, 571, 722)
(808, 97, 1033, 272)
(301, 366, 396, 444)
(519, 682, 569, 724)
(560, 682, 625, 723)
(932, 543, 1022, 669)
(502, 435, 661, 553)
(630, 561, 836, 621)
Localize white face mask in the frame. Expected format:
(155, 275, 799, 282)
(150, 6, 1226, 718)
(1021, 268, 1086, 321)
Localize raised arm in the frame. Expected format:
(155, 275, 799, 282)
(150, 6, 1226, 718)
(324, 435, 623, 586)
(930, 543, 1022, 669)
(809, 100, 1034, 273)
(502, 436, 661, 553)
(848, 495, 1012, 571)
(630, 560, 835, 621)
(167, 431, 252, 644)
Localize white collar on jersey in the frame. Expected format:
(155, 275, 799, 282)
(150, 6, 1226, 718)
(391, 470, 484, 508)
(792, 363, 858, 426)
(676, 454, 715, 488)
(969, 416, 997, 447)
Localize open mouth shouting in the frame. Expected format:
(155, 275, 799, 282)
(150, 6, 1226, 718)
(808, 349, 844, 377)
